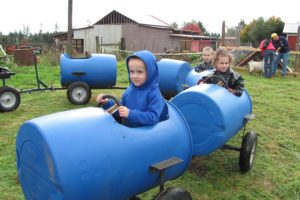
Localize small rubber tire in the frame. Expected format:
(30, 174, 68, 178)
(154, 187, 192, 200)
(67, 81, 91, 105)
(0, 86, 21, 112)
(239, 131, 258, 172)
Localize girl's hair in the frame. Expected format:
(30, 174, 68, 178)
(212, 47, 233, 66)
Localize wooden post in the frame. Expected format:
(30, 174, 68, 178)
(294, 26, 300, 72)
(100, 37, 103, 53)
(220, 21, 225, 47)
(67, 0, 73, 55)
(95, 36, 100, 53)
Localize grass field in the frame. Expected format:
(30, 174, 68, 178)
(0, 56, 300, 200)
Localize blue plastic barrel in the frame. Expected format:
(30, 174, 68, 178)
(60, 53, 117, 88)
(157, 59, 191, 98)
(171, 84, 252, 156)
(16, 104, 192, 200)
(185, 69, 213, 88)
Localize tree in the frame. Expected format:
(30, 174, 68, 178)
(237, 19, 246, 30)
(22, 25, 30, 38)
(197, 21, 209, 35)
(240, 16, 284, 47)
(170, 22, 178, 29)
(182, 21, 202, 34)
(54, 23, 59, 33)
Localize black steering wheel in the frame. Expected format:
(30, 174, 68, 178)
(202, 75, 229, 89)
(97, 94, 120, 113)
(97, 94, 124, 124)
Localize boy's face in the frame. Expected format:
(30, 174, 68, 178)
(216, 56, 230, 72)
(128, 58, 147, 87)
(202, 51, 213, 63)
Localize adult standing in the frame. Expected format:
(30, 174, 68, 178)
(259, 37, 276, 78)
(271, 33, 290, 76)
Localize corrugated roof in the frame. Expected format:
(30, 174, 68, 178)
(94, 10, 170, 27)
(133, 14, 170, 27)
(283, 23, 300, 34)
(169, 34, 217, 40)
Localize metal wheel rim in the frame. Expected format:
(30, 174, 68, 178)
(249, 141, 257, 164)
(72, 87, 87, 101)
(0, 91, 17, 108)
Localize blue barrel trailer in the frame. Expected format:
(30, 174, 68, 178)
(16, 77, 257, 199)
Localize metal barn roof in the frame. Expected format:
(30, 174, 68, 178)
(283, 23, 300, 34)
(94, 10, 170, 28)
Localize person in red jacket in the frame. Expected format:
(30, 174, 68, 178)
(259, 37, 276, 78)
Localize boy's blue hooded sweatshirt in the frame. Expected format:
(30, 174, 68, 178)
(104, 50, 168, 127)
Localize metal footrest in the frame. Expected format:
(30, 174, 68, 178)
(150, 157, 183, 192)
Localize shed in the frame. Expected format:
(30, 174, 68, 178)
(283, 22, 300, 51)
(71, 10, 217, 53)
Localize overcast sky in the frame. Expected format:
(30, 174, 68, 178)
(1, 0, 299, 35)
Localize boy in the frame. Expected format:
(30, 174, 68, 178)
(194, 46, 214, 72)
(199, 48, 244, 97)
(96, 50, 169, 127)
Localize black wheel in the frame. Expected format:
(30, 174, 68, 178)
(239, 131, 258, 172)
(0, 86, 21, 112)
(154, 187, 192, 200)
(67, 81, 91, 105)
(203, 75, 229, 89)
(128, 197, 142, 200)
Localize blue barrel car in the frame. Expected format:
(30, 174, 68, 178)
(171, 84, 257, 172)
(16, 81, 258, 199)
(60, 53, 117, 104)
(16, 99, 193, 200)
(157, 59, 213, 99)
(157, 59, 191, 99)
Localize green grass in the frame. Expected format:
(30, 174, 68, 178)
(1, 57, 300, 200)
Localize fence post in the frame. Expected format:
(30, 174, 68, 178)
(95, 36, 100, 53)
(295, 26, 300, 72)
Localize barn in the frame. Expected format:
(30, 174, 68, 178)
(71, 10, 217, 54)
(283, 22, 300, 51)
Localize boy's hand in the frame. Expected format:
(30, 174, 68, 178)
(118, 106, 129, 118)
(96, 94, 108, 105)
(228, 88, 235, 94)
(198, 80, 206, 85)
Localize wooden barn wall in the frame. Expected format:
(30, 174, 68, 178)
(94, 25, 122, 52)
(191, 40, 200, 52)
(199, 40, 214, 51)
(73, 28, 95, 53)
(122, 24, 181, 53)
(287, 35, 297, 51)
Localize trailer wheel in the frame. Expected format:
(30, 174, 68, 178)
(154, 187, 192, 200)
(239, 131, 257, 172)
(67, 81, 91, 105)
(0, 86, 21, 112)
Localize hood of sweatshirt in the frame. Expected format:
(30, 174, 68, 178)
(126, 50, 158, 90)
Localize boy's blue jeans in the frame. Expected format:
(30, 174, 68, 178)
(263, 50, 275, 78)
(273, 52, 290, 76)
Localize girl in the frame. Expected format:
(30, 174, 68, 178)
(199, 47, 244, 96)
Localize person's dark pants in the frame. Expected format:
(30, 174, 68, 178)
(263, 50, 275, 78)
